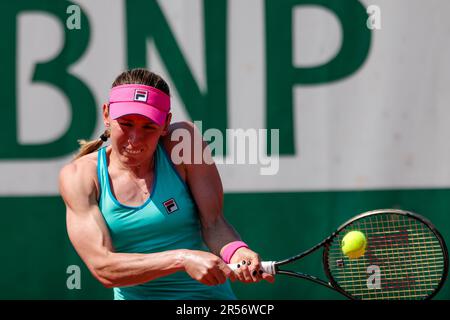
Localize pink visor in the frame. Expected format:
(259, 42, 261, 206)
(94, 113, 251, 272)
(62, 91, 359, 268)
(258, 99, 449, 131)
(109, 84, 170, 126)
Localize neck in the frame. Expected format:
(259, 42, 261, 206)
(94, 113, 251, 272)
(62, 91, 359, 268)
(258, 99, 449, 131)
(108, 148, 155, 178)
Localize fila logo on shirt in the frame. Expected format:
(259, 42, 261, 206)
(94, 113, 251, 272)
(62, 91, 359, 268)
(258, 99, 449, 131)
(163, 198, 179, 214)
(134, 89, 148, 102)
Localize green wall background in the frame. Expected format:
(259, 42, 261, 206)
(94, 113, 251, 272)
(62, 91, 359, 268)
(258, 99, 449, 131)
(2, 190, 448, 299)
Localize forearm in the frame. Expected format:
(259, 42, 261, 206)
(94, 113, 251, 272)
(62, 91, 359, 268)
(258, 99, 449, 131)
(94, 249, 187, 288)
(201, 217, 242, 256)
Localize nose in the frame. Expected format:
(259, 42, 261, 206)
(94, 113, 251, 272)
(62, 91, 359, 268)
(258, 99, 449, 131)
(127, 129, 140, 145)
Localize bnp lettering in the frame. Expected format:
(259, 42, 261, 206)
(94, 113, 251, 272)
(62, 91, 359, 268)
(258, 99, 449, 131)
(0, 0, 371, 159)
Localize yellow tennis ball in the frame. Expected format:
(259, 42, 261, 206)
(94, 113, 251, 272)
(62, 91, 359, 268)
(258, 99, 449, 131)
(341, 231, 367, 259)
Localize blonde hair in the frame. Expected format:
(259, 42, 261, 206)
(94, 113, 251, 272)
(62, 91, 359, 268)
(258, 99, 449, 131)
(73, 68, 170, 160)
(73, 128, 110, 160)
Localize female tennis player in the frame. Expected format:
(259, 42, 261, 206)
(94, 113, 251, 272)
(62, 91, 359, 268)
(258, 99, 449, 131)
(59, 68, 274, 300)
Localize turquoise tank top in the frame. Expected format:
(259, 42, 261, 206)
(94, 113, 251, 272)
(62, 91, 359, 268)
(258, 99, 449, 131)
(97, 144, 236, 300)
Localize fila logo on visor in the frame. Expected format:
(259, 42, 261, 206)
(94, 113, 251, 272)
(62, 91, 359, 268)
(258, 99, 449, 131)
(163, 198, 179, 214)
(134, 89, 148, 102)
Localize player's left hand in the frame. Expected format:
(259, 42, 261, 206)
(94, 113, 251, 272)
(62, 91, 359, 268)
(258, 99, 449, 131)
(229, 248, 275, 284)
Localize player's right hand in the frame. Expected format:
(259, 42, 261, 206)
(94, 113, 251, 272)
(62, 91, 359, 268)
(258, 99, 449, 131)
(182, 250, 237, 286)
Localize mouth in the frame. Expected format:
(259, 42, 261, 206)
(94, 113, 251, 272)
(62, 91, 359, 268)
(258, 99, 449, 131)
(123, 147, 144, 155)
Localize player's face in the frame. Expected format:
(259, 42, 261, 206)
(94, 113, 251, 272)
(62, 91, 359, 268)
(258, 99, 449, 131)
(109, 114, 167, 167)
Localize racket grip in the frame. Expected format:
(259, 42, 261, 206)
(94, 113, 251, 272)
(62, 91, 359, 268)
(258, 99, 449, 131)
(228, 261, 276, 275)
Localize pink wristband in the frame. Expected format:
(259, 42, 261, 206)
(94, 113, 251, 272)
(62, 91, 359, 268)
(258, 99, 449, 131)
(221, 241, 249, 264)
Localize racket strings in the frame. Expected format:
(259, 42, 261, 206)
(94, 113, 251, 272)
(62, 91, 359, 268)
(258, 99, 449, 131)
(327, 213, 445, 300)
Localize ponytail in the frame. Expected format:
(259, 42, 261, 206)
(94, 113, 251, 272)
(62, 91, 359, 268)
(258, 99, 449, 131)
(73, 129, 110, 160)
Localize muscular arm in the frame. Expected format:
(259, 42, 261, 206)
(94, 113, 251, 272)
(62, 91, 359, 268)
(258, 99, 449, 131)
(60, 160, 186, 288)
(173, 122, 274, 284)
(188, 158, 241, 256)
(174, 122, 241, 256)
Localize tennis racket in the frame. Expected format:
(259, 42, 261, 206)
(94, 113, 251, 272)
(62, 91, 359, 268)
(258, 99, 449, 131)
(229, 209, 448, 300)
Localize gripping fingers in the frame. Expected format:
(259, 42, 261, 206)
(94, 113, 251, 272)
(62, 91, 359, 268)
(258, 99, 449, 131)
(200, 266, 225, 286)
(211, 260, 236, 285)
(261, 272, 275, 283)
(249, 261, 263, 282)
(222, 265, 237, 282)
(246, 261, 260, 282)
(236, 261, 255, 283)
(212, 268, 227, 285)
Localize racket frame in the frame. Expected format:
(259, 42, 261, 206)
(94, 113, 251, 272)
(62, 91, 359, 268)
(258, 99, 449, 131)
(275, 209, 449, 300)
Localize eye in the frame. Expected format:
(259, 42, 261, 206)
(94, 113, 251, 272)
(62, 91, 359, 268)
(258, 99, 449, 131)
(118, 122, 132, 127)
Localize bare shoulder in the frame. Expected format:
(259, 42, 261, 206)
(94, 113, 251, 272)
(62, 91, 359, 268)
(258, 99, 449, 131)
(59, 152, 98, 181)
(161, 120, 216, 181)
(161, 121, 200, 149)
(168, 120, 196, 132)
(166, 121, 198, 143)
(59, 151, 100, 204)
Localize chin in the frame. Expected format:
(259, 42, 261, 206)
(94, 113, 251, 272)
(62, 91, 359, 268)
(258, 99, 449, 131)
(120, 153, 141, 163)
